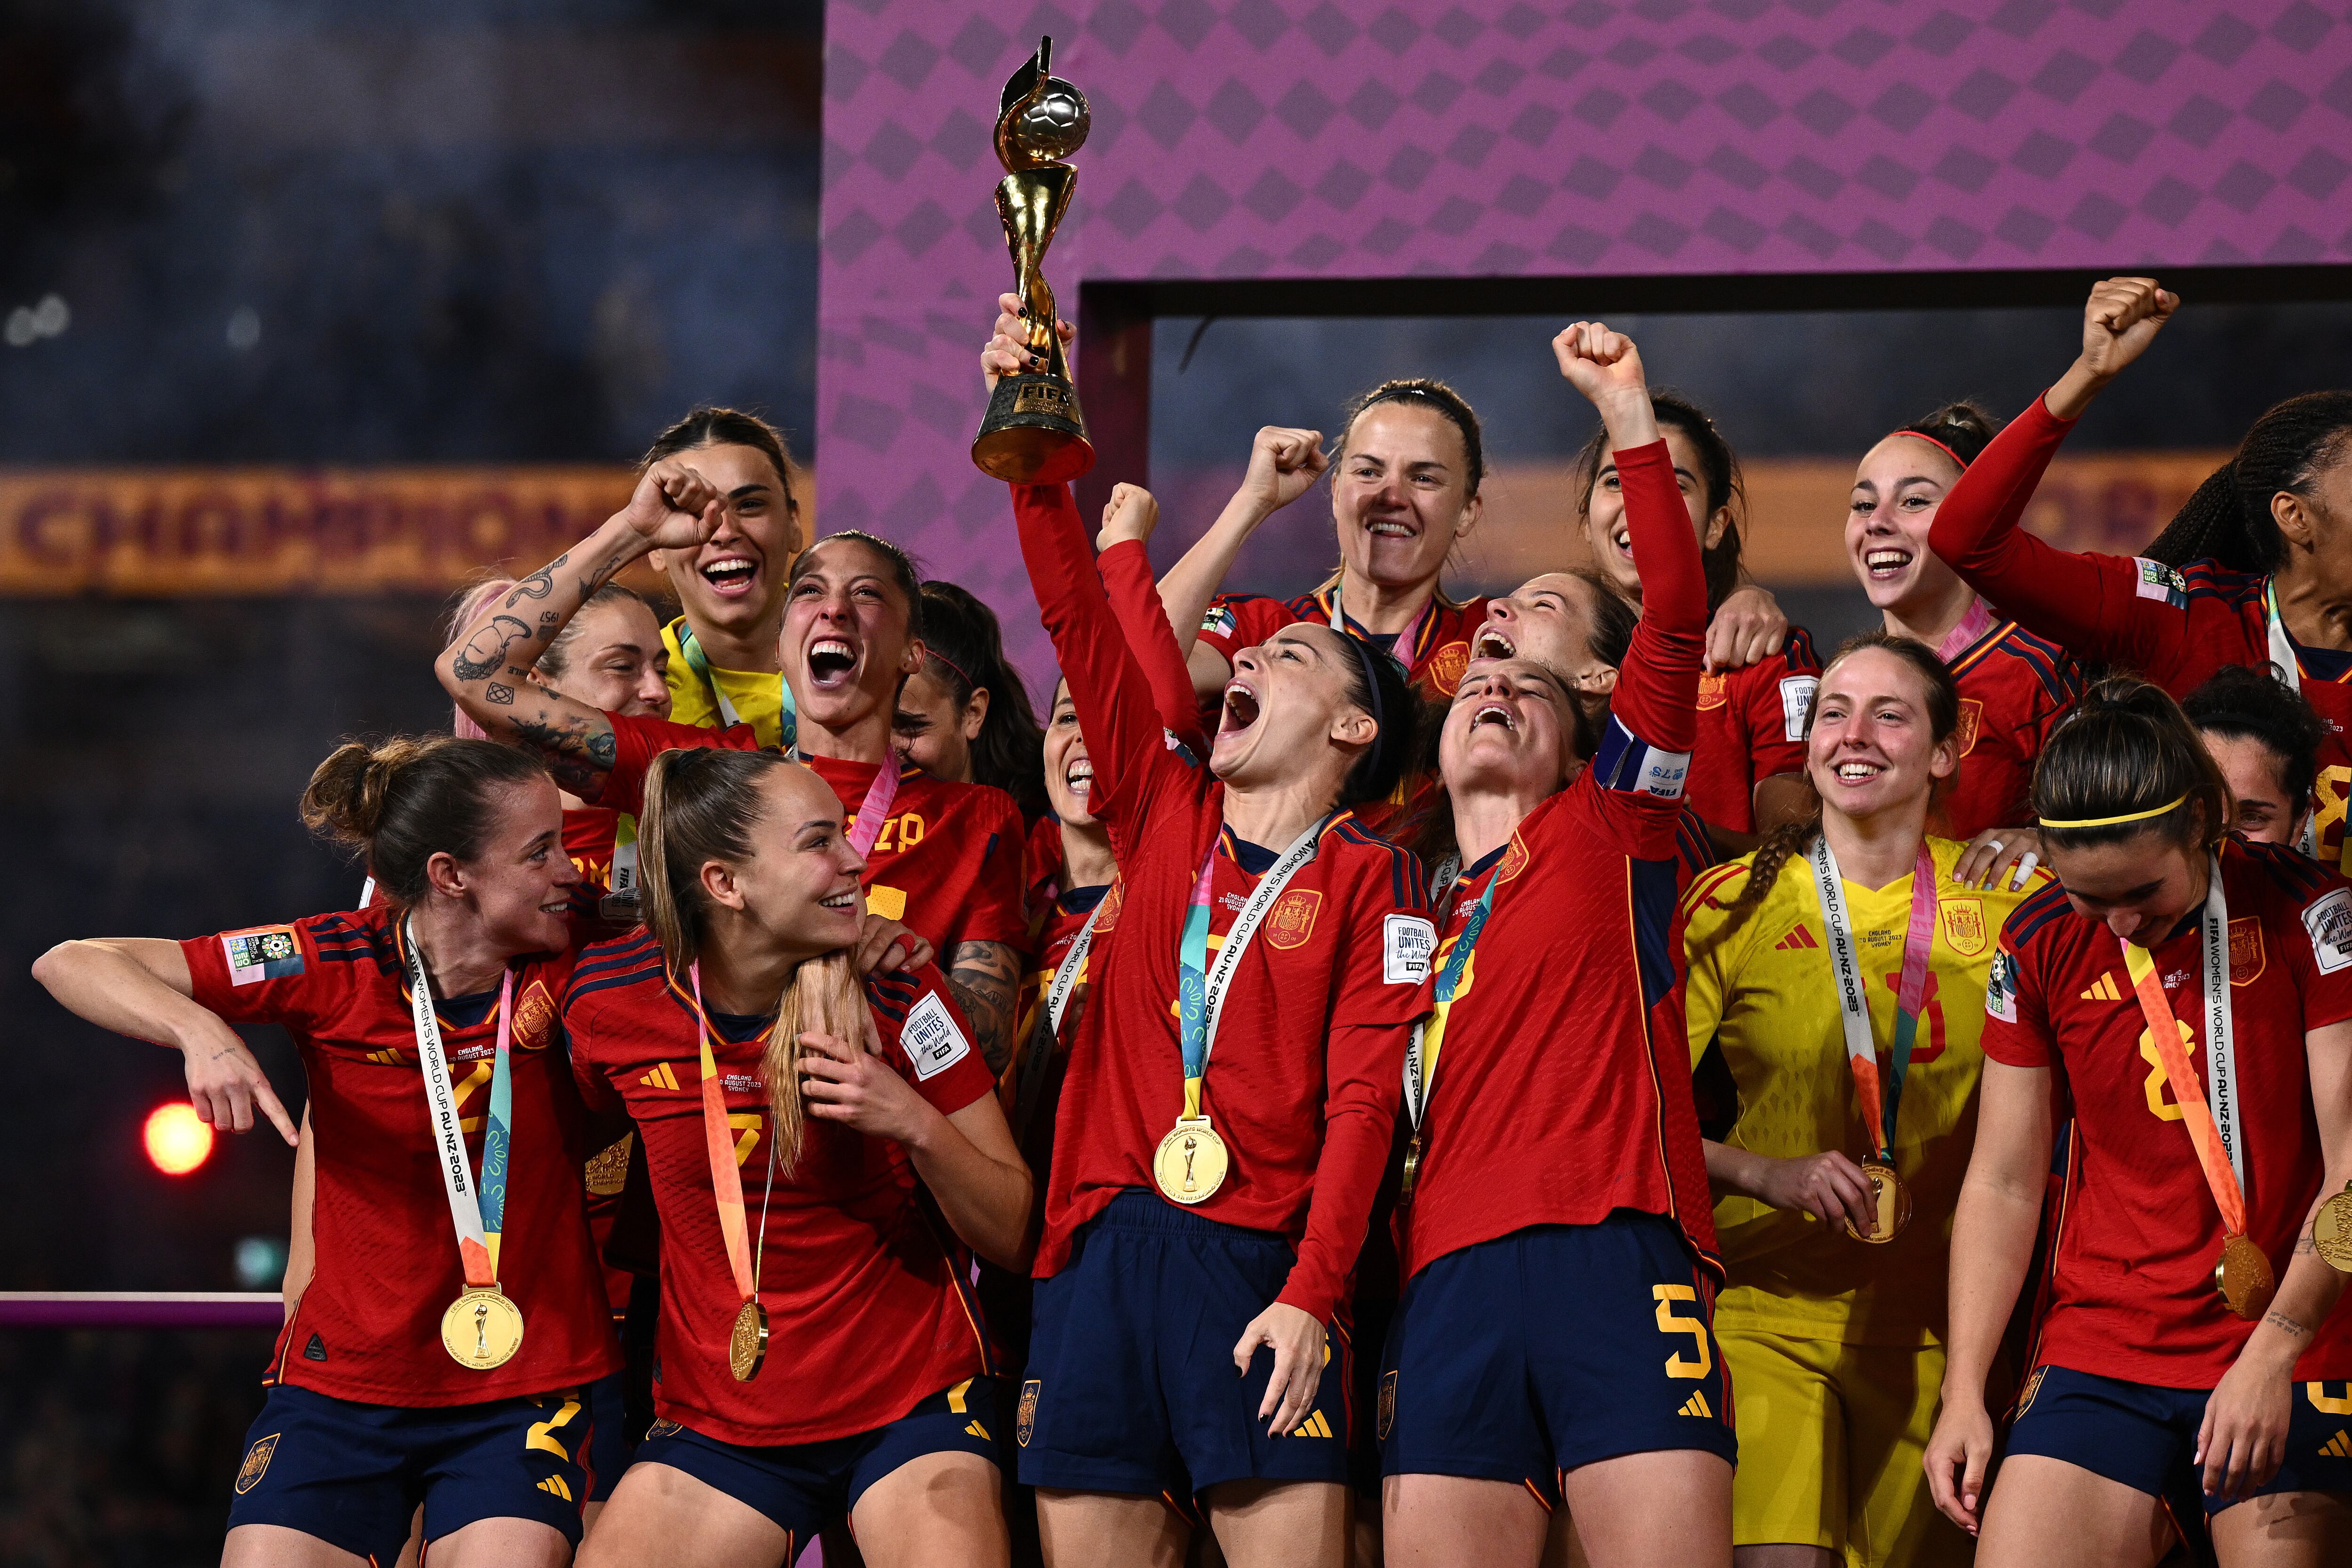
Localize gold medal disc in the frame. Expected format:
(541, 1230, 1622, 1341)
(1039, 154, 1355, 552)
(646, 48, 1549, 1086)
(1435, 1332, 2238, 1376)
(1843, 1161, 1913, 1245)
(1398, 1134, 1423, 1207)
(1153, 1116, 1228, 1205)
(440, 1286, 525, 1370)
(2313, 1185, 2352, 1275)
(2215, 1233, 2277, 1321)
(729, 1298, 769, 1382)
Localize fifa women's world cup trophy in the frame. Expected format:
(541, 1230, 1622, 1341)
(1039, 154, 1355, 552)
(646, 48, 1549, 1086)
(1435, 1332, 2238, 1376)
(971, 36, 1097, 484)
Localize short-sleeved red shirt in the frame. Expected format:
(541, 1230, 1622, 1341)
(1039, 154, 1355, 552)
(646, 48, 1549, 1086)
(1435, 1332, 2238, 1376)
(565, 932, 997, 1444)
(183, 909, 617, 1405)
(1939, 622, 2083, 840)
(595, 715, 1028, 962)
(1983, 838, 2352, 1386)
(1686, 628, 1820, 836)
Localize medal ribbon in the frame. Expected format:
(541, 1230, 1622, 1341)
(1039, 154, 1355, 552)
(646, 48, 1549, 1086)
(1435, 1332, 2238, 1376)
(682, 624, 797, 748)
(802, 754, 901, 862)
(1931, 598, 1997, 664)
(1328, 582, 1432, 672)
(1012, 894, 1109, 1136)
(688, 961, 768, 1306)
(2264, 581, 2321, 857)
(2121, 854, 2248, 1232)
(1401, 865, 1499, 1134)
(609, 813, 639, 900)
(1809, 837, 1939, 1164)
(1176, 817, 1331, 1120)
(401, 920, 514, 1286)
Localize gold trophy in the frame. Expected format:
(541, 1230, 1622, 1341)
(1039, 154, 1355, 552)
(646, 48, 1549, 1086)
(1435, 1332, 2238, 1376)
(972, 36, 1096, 484)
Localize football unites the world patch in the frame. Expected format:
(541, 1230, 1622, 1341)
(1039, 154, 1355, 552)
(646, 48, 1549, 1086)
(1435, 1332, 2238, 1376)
(903, 990, 972, 1081)
(222, 926, 303, 987)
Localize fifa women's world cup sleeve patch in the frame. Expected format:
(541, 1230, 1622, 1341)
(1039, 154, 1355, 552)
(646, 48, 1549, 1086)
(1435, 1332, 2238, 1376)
(901, 990, 973, 1081)
(221, 926, 304, 986)
(1986, 949, 2020, 1024)
(1590, 712, 1691, 800)
(2303, 888, 2352, 974)
(1383, 913, 1436, 984)
(1200, 602, 1238, 638)
(1779, 675, 1819, 742)
(2132, 558, 2190, 610)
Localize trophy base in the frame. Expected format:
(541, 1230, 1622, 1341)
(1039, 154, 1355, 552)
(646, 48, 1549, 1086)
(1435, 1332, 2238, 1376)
(973, 373, 1095, 484)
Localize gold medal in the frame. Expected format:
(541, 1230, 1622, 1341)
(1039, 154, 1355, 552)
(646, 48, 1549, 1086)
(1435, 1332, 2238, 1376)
(440, 1285, 525, 1370)
(2313, 1183, 2352, 1275)
(728, 1297, 769, 1382)
(1398, 1133, 1423, 1207)
(1153, 1116, 1228, 1204)
(2214, 1232, 2276, 1321)
(1843, 1160, 1913, 1245)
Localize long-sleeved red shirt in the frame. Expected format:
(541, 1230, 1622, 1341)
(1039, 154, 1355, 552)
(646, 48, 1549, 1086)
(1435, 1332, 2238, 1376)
(1012, 480, 1430, 1322)
(1928, 394, 2352, 868)
(1398, 439, 1723, 1279)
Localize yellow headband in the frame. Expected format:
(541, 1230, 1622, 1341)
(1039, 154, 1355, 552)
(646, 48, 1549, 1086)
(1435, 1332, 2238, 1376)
(2038, 794, 2187, 831)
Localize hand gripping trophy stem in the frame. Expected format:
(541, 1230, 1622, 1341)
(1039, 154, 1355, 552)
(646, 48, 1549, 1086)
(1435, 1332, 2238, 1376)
(971, 36, 1097, 484)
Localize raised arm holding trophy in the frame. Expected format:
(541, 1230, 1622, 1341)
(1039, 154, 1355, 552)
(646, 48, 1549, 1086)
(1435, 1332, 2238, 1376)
(971, 36, 1096, 484)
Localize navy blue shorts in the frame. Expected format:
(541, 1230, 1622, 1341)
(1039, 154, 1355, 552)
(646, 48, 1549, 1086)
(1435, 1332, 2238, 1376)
(585, 1368, 631, 1502)
(2006, 1364, 2352, 1515)
(226, 1382, 591, 1562)
(1018, 1188, 1353, 1499)
(636, 1378, 1003, 1547)
(1381, 1213, 1738, 1497)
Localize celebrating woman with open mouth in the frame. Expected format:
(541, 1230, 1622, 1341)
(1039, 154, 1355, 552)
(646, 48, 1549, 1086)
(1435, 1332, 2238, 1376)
(991, 309, 1432, 1568)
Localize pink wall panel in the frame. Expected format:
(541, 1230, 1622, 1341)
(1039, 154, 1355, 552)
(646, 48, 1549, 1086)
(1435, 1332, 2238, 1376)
(818, 0, 2352, 676)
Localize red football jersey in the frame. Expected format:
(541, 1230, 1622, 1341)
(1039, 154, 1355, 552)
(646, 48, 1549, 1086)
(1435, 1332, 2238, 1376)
(1931, 395, 2352, 869)
(596, 715, 1028, 962)
(563, 807, 624, 890)
(566, 933, 996, 1444)
(1198, 585, 1487, 845)
(1097, 538, 1211, 759)
(1015, 480, 1433, 1323)
(183, 909, 617, 1405)
(1983, 838, 2352, 1386)
(1398, 440, 1719, 1282)
(1686, 627, 1820, 836)
(1939, 622, 2084, 840)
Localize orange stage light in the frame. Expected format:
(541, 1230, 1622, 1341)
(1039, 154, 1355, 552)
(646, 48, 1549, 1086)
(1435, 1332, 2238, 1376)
(143, 1103, 214, 1176)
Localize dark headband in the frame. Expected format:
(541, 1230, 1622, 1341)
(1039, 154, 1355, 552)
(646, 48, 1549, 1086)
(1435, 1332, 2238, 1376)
(1345, 633, 1387, 781)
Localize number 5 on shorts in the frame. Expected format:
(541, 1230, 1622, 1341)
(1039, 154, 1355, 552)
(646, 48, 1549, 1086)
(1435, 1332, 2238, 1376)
(1651, 1285, 1712, 1379)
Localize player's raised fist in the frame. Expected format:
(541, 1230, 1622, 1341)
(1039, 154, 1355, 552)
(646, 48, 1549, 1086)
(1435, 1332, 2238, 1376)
(1237, 426, 1328, 516)
(1098, 483, 1160, 551)
(618, 458, 723, 550)
(1551, 321, 1648, 404)
(2078, 276, 2177, 380)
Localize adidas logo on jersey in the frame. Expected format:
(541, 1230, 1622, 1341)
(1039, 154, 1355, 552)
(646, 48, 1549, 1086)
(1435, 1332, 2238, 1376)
(1290, 1411, 1335, 1439)
(2322, 1429, 2352, 1459)
(1774, 927, 1820, 950)
(2080, 973, 2122, 1002)
(1678, 1391, 1714, 1419)
(537, 1475, 573, 1502)
(639, 1062, 682, 1091)
(366, 1047, 404, 1065)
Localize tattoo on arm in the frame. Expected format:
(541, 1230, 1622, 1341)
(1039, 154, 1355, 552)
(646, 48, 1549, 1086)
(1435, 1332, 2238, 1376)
(485, 682, 515, 705)
(502, 553, 567, 607)
(948, 941, 1023, 1075)
(510, 709, 619, 797)
(451, 616, 535, 683)
(579, 549, 630, 600)
(2264, 1308, 2311, 1338)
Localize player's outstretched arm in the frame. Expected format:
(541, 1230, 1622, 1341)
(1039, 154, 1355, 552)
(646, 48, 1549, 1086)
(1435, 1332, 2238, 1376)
(1158, 423, 1328, 693)
(31, 938, 298, 1145)
(437, 462, 723, 798)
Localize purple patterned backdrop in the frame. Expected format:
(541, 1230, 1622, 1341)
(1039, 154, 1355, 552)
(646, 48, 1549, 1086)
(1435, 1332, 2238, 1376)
(817, 0, 2352, 679)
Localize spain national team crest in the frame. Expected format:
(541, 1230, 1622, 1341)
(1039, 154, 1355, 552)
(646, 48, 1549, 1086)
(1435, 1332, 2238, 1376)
(1939, 898, 1987, 958)
(2014, 1365, 2048, 1418)
(1017, 1379, 1040, 1448)
(1695, 672, 1729, 712)
(1377, 1370, 1397, 1440)
(1265, 889, 1323, 950)
(235, 1432, 279, 1495)
(1426, 640, 1470, 697)
(2230, 916, 2265, 986)
(512, 977, 557, 1051)
(1953, 698, 1984, 759)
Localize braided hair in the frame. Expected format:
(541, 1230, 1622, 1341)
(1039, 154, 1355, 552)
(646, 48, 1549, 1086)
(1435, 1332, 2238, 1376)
(2144, 391, 2352, 573)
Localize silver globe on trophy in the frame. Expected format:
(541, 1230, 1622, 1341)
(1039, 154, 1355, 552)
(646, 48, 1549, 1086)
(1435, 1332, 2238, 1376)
(971, 36, 1096, 484)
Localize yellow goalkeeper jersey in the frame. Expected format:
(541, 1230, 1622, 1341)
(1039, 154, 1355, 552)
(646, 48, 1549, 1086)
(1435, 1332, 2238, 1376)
(1681, 835, 2044, 1346)
(662, 617, 793, 747)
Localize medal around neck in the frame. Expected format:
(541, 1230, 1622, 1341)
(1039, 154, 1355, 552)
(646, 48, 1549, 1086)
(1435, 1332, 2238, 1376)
(1154, 1116, 1229, 1204)
(1809, 838, 1933, 1245)
(1846, 1161, 1913, 1246)
(729, 1298, 771, 1382)
(441, 1285, 525, 1370)
(2314, 1182, 2352, 1274)
(2215, 1232, 2277, 1321)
